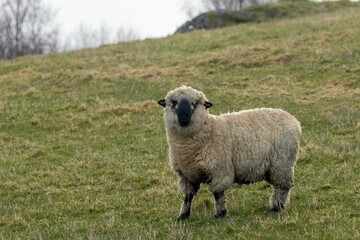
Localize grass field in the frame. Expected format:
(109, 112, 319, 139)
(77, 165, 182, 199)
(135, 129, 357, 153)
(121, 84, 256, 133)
(0, 1, 359, 239)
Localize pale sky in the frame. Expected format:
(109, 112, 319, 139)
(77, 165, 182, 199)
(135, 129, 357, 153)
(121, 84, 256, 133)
(43, 0, 358, 49)
(45, 0, 202, 42)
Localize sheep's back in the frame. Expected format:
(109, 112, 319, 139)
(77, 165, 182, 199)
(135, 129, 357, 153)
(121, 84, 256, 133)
(212, 108, 301, 183)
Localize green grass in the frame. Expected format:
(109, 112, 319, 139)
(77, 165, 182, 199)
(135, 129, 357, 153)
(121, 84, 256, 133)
(1, 3, 360, 239)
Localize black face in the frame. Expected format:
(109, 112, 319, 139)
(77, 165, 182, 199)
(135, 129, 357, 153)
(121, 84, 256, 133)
(177, 100, 192, 127)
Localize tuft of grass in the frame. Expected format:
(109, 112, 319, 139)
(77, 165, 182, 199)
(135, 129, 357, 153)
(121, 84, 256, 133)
(0, 3, 360, 239)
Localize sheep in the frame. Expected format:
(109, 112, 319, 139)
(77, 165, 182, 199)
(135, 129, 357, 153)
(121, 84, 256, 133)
(158, 86, 301, 220)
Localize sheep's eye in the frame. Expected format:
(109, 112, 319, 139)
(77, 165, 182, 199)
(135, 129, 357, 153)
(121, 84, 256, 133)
(171, 100, 178, 106)
(192, 102, 197, 108)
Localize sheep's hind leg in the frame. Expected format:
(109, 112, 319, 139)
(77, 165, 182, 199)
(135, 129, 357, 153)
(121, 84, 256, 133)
(177, 179, 200, 221)
(213, 191, 227, 218)
(269, 186, 291, 212)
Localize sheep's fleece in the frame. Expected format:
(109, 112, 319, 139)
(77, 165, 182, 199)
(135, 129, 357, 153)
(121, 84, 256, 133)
(158, 86, 301, 220)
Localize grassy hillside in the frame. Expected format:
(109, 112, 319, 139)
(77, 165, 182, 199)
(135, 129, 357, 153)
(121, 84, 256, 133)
(0, 3, 359, 239)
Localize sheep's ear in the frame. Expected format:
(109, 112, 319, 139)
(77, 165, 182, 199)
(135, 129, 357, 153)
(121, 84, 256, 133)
(204, 101, 213, 109)
(158, 99, 166, 107)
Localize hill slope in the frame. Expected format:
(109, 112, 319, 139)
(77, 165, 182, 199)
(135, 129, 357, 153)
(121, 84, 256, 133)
(0, 3, 359, 239)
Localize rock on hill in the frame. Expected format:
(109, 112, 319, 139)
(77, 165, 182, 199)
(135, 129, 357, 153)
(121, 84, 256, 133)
(175, 0, 358, 33)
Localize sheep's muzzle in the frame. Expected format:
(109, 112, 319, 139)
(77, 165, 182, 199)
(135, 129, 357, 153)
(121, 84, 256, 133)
(177, 100, 192, 127)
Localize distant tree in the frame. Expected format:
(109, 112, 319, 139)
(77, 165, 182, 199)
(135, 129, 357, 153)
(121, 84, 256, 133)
(181, 0, 203, 19)
(202, 0, 277, 11)
(0, 0, 59, 59)
(63, 23, 139, 51)
(116, 26, 139, 43)
(204, 0, 246, 11)
(99, 21, 112, 45)
(72, 24, 99, 49)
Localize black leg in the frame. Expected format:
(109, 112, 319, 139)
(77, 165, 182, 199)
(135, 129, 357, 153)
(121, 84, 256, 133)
(213, 191, 227, 218)
(177, 180, 200, 221)
(177, 193, 195, 221)
(270, 186, 291, 212)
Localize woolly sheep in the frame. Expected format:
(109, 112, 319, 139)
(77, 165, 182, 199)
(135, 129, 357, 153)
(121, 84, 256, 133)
(158, 86, 301, 220)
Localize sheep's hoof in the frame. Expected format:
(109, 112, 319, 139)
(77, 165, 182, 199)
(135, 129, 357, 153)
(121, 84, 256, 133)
(177, 213, 190, 221)
(269, 208, 280, 213)
(269, 206, 285, 213)
(215, 210, 227, 218)
(269, 201, 285, 212)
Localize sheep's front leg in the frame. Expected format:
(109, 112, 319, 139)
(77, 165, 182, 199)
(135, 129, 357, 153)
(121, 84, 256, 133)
(270, 185, 291, 212)
(177, 176, 200, 221)
(178, 192, 195, 221)
(213, 191, 227, 218)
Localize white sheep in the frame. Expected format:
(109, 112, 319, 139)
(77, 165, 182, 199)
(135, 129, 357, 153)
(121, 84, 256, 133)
(158, 86, 301, 220)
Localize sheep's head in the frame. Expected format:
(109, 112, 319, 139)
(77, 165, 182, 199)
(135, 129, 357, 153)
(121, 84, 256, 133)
(158, 86, 212, 136)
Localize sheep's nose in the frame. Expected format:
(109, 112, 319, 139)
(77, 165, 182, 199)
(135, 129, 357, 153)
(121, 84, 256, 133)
(177, 100, 192, 127)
